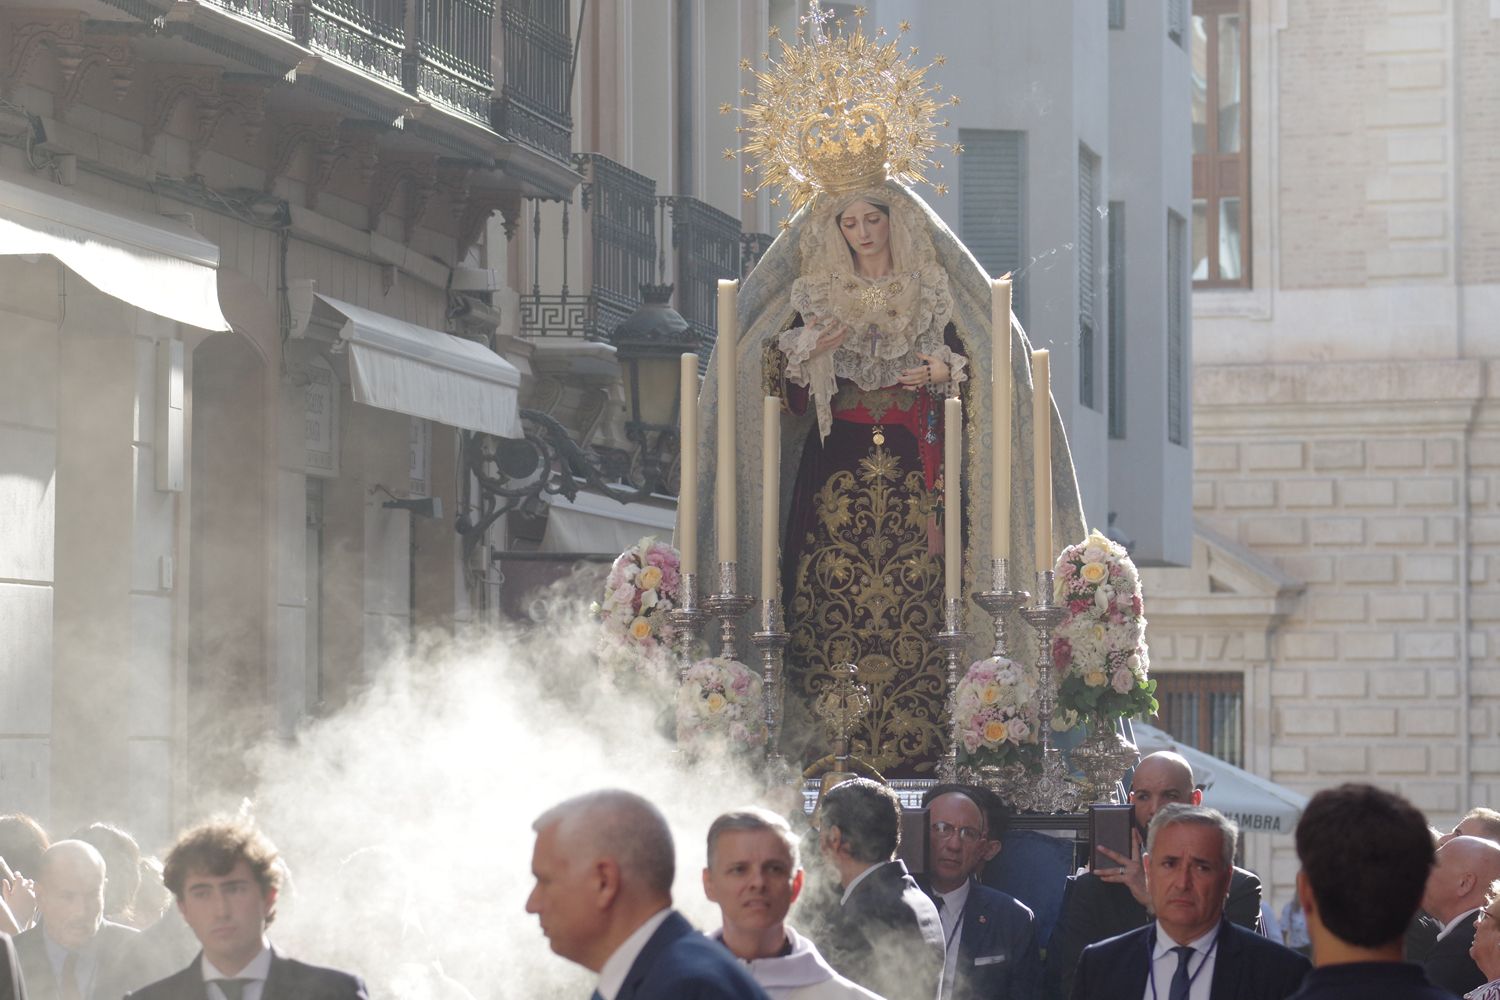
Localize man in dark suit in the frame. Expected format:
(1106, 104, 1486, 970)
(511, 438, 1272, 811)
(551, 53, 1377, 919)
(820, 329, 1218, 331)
(15, 840, 145, 1000)
(1045, 752, 1263, 1000)
(1419, 834, 1500, 995)
(526, 789, 767, 1000)
(0, 934, 25, 1000)
(125, 819, 366, 1000)
(1285, 784, 1454, 1000)
(1071, 805, 1308, 1000)
(816, 777, 945, 1000)
(916, 786, 1037, 1000)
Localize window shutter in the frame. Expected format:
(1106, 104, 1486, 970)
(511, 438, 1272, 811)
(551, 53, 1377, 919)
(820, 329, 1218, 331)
(960, 129, 1026, 326)
(1108, 201, 1126, 439)
(1167, 210, 1186, 446)
(1078, 146, 1098, 411)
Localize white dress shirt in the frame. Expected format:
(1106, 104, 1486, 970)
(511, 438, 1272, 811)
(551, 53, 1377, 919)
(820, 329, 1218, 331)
(43, 930, 99, 1000)
(201, 943, 273, 1000)
(596, 908, 672, 1000)
(935, 880, 971, 1000)
(1142, 921, 1220, 1000)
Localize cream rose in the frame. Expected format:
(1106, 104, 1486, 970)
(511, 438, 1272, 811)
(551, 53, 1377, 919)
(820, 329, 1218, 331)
(1080, 562, 1108, 584)
(980, 684, 1002, 706)
(1084, 670, 1108, 687)
(983, 719, 1009, 744)
(638, 565, 663, 591)
(705, 691, 727, 714)
(629, 617, 653, 641)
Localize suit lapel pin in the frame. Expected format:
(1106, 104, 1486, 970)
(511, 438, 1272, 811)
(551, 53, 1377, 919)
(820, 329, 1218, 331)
(978, 915, 988, 924)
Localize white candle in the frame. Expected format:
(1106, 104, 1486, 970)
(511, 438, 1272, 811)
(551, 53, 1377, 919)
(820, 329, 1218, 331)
(992, 278, 1012, 562)
(1032, 350, 1053, 574)
(760, 395, 781, 602)
(945, 396, 963, 605)
(716, 279, 739, 567)
(677, 353, 699, 573)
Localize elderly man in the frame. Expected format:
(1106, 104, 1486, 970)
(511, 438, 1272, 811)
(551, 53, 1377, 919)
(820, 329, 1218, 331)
(1071, 805, 1308, 1000)
(915, 786, 1036, 1000)
(817, 778, 945, 1000)
(126, 819, 366, 1000)
(1285, 783, 1452, 999)
(1419, 834, 1500, 995)
(15, 840, 143, 1000)
(701, 807, 877, 999)
(1045, 752, 1263, 1000)
(527, 789, 766, 1000)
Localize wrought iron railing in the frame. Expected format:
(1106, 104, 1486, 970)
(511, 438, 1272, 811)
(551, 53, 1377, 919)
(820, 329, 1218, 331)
(578, 154, 657, 342)
(206, 0, 295, 33)
(408, 0, 495, 122)
(495, 0, 574, 162)
(740, 231, 774, 277)
(302, 0, 404, 85)
(668, 195, 742, 355)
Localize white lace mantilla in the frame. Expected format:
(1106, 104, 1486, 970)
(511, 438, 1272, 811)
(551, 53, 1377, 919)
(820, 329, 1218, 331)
(779, 188, 966, 438)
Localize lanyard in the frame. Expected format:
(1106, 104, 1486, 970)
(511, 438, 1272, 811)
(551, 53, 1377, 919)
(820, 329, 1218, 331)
(1146, 924, 1222, 1000)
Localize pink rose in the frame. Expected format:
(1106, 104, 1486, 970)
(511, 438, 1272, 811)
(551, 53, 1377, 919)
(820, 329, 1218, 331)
(1111, 669, 1134, 694)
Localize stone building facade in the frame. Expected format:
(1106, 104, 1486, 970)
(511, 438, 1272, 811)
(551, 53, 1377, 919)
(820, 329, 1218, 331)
(1141, 0, 1500, 906)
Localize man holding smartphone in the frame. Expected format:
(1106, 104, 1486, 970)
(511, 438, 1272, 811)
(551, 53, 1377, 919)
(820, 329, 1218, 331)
(1044, 752, 1264, 1000)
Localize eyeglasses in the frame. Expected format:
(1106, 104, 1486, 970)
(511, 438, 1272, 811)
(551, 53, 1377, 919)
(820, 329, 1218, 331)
(931, 822, 985, 843)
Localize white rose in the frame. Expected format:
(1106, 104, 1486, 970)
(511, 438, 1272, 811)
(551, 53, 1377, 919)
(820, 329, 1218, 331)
(639, 589, 659, 611)
(1094, 584, 1115, 611)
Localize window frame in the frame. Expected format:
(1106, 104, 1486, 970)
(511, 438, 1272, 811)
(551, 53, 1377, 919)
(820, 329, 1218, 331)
(1191, 0, 1251, 289)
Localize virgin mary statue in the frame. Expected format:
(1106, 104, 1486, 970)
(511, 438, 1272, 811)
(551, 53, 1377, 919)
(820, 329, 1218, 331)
(688, 11, 1086, 777)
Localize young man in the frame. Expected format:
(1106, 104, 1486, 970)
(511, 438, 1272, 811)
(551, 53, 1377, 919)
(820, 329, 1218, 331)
(1071, 805, 1308, 1000)
(125, 820, 366, 1000)
(701, 808, 878, 1000)
(1287, 783, 1453, 1000)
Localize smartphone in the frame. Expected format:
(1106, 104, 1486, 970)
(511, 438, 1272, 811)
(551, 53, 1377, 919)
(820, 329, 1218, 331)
(1089, 803, 1134, 871)
(899, 806, 929, 875)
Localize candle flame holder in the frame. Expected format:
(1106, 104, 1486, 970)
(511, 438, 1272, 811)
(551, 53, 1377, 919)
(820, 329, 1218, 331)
(750, 597, 790, 763)
(666, 571, 710, 673)
(971, 558, 1031, 660)
(701, 561, 755, 661)
(1017, 569, 1083, 814)
(934, 596, 973, 783)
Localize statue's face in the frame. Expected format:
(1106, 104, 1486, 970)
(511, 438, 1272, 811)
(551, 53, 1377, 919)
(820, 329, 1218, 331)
(838, 200, 892, 271)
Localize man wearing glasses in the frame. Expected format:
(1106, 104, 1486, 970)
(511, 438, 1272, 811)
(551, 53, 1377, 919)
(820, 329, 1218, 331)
(918, 786, 1038, 1000)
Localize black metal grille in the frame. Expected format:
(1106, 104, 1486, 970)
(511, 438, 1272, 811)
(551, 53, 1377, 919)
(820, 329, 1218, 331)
(411, 0, 496, 121)
(496, 0, 574, 161)
(579, 154, 657, 342)
(740, 231, 774, 277)
(1153, 672, 1244, 767)
(668, 196, 742, 357)
(304, 0, 405, 84)
(206, 0, 295, 32)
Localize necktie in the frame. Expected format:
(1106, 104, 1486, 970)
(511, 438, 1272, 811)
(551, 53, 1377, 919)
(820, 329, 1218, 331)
(1168, 945, 1195, 1000)
(216, 979, 254, 1000)
(59, 953, 81, 1000)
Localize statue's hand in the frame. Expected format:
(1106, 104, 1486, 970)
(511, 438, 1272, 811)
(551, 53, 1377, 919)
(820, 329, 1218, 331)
(803, 314, 851, 359)
(897, 352, 950, 388)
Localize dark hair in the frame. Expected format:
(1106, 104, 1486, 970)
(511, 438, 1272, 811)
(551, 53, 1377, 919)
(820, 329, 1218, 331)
(163, 819, 283, 923)
(821, 778, 901, 863)
(1295, 784, 1433, 948)
(0, 814, 49, 877)
(920, 784, 1010, 838)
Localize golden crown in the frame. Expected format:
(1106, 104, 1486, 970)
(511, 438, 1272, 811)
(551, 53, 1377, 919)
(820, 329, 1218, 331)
(727, 3, 961, 219)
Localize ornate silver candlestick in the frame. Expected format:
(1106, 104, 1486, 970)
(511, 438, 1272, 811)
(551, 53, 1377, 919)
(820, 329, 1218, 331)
(701, 561, 755, 660)
(970, 557, 1031, 659)
(667, 571, 710, 671)
(935, 596, 973, 783)
(1018, 570, 1083, 814)
(750, 597, 790, 762)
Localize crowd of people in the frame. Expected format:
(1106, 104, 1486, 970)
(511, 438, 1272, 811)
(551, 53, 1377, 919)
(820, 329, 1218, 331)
(0, 759, 1497, 1000)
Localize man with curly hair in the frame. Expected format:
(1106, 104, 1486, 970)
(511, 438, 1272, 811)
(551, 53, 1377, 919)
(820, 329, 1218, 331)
(126, 820, 366, 1000)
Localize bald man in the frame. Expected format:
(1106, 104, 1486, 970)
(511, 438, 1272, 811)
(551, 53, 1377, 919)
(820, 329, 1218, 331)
(1043, 752, 1263, 1000)
(15, 840, 145, 1000)
(1420, 834, 1500, 995)
(526, 789, 768, 1000)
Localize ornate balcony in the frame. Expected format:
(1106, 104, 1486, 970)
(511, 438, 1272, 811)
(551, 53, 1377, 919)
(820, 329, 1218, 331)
(494, 0, 574, 163)
(667, 195, 742, 355)
(204, 0, 296, 33)
(408, 0, 494, 123)
(301, 0, 404, 86)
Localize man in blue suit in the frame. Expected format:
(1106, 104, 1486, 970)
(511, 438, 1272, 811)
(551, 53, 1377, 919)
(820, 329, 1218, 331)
(917, 786, 1038, 1000)
(1071, 805, 1308, 1000)
(526, 789, 768, 1000)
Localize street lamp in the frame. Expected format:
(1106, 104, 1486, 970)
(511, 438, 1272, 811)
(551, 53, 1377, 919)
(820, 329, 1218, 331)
(609, 282, 698, 496)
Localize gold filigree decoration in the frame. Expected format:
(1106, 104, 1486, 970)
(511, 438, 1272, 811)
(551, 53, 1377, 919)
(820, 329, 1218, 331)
(785, 438, 946, 774)
(729, 1, 962, 211)
(763, 336, 789, 398)
(831, 383, 915, 422)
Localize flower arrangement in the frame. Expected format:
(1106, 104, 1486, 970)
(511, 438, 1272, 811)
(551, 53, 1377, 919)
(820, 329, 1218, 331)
(1052, 529, 1158, 723)
(595, 536, 682, 651)
(675, 657, 768, 754)
(953, 655, 1043, 769)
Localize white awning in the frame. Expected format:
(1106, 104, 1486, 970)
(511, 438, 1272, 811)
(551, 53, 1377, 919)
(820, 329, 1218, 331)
(0, 171, 229, 331)
(315, 295, 521, 438)
(540, 490, 677, 555)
